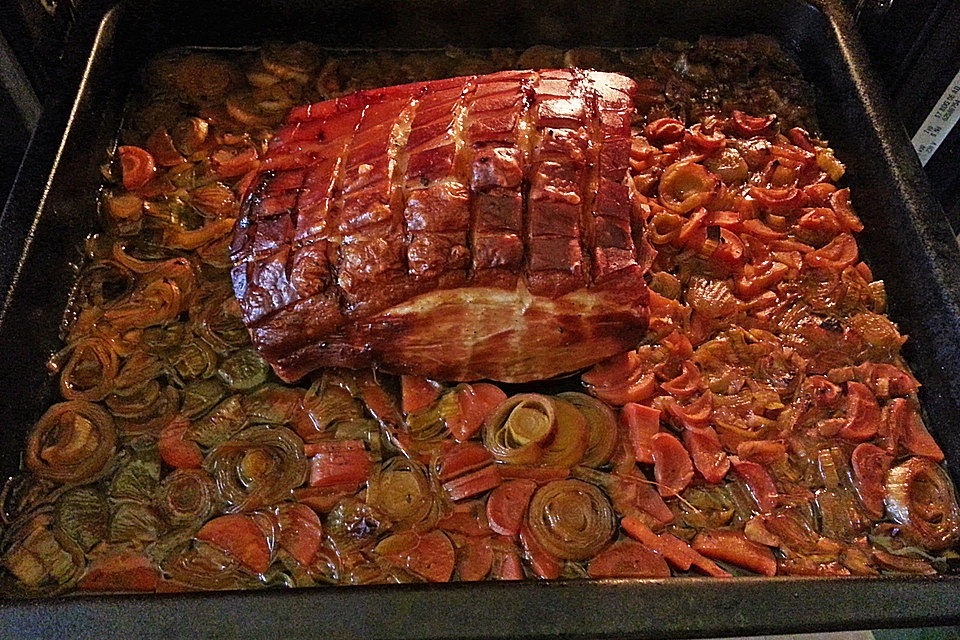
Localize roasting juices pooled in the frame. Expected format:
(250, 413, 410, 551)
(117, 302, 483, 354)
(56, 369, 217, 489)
(1, 40, 958, 596)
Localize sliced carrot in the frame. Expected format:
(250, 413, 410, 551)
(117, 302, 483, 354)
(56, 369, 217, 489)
(294, 484, 360, 513)
(446, 383, 506, 442)
(663, 393, 713, 428)
(496, 465, 569, 484)
(740, 218, 787, 240)
(749, 187, 806, 213)
(660, 361, 701, 397)
(609, 473, 675, 524)
(735, 259, 789, 298)
(853, 362, 918, 399)
(376, 530, 455, 583)
(486, 479, 538, 537)
(650, 432, 694, 498)
(456, 535, 494, 581)
(683, 425, 729, 483)
(145, 128, 186, 167)
(730, 457, 779, 513)
(736, 440, 787, 466)
(714, 229, 746, 269)
(839, 381, 881, 443)
(307, 440, 372, 489)
(803, 233, 858, 270)
(692, 528, 777, 576)
(829, 188, 864, 233)
(443, 465, 501, 501)
(620, 403, 661, 464)
(211, 144, 259, 179)
(79, 552, 160, 592)
(893, 398, 944, 462)
(276, 503, 323, 567)
(118, 145, 156, 190)
(621, 516, 729, 577)
(490, 538, 525, 580)
(851, 443, 893, 518)
(401, 375, 442, 414)
(438, 502, 491, 537)
(731, 111, 775, 136)
(158, 418, 203, 469)
(436, 442, 494, 482)
(354, 372, 403, 426)
(197, 514, 271, 575)
(644, 118, 685, 144)
(587, 539, 670, 578)
(582, 352, 657, 406)
(519, 521, 560, 579)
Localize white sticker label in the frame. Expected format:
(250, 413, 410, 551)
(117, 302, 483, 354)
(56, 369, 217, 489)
(911, 66, 960, 166)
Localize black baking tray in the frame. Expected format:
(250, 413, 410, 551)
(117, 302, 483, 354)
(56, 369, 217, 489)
(2, 0, 960, 638)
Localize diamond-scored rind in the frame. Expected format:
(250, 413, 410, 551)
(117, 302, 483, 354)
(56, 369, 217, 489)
(231, 69, 649, 383)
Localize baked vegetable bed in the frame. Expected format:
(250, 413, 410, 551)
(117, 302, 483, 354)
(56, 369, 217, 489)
(1, 37, 957, 597)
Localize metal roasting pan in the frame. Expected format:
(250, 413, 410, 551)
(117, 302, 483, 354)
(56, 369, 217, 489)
(1, 1, 960, 637)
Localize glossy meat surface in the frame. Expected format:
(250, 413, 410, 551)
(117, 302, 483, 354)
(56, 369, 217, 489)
(231, 69, 649, 382)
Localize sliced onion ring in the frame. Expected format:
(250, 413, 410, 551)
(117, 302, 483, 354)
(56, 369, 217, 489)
(156, 469, 219, 527)
(885, 457, 960, 551)
(27, 401, 117, 483)
(483, 394, 557, 465)
(557, 392, 618, 468)
(526, 479, 615, 561)
(206, 425, 307, 512)
(366, 457, 439, 530)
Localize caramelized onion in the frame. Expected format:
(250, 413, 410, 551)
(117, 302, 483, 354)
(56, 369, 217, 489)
(54, 487, 109, 552)
(526, 479, 615, 561)
(217, 348, 269, 391)
(1, 512, 86, 595)
(885, 457, 960, 551)
(156, 469, 219, 527)
(207, 425, 308, 512)
(483, 394, 557, 465)
(27, 401, 117, 483)
(58, 338, 120, 401)
(160, 539, 260, 591)
(658, 162, 718, 213)
(557, 392, 618, 468)
(538, 399, 589, 469)
(366, 457, 439, 530)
